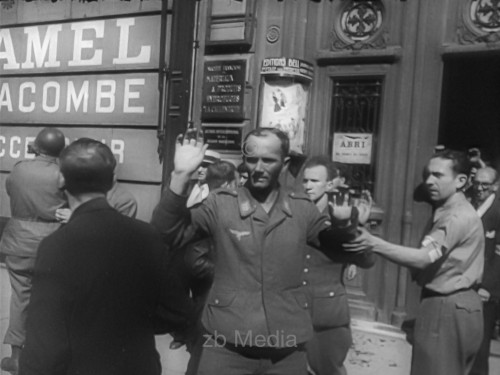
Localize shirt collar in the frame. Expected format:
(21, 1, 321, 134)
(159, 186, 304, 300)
(476, 193, 496, 218)
(237, 186, 293, 218)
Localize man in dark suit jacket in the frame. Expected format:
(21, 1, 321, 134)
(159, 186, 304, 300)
(471, 166, 500, 375)
(19, 138, 165, 375)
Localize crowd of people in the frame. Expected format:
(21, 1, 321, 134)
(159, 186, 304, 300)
(0, 126, 499, 375)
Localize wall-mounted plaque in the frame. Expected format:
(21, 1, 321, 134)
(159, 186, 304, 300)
(206, 0, 255, 53)
(201, 60, 246, 121)
(203, 126, 242, 151)
(332, 133, 373, 164)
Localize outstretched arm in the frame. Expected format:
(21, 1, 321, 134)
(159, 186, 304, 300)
(345, 227, 433, 270)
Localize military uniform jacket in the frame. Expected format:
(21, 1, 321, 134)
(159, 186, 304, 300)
(305, 208, 375, 329)
(152, 186, 359, 347)
(0, 155, 66, 257)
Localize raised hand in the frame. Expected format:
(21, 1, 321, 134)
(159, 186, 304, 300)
(170, 128, 209, 195)
(173, 129, 208, 176)
(328, 191, 353, 222)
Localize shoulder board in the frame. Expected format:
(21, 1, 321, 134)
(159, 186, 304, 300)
(213, 187, 238, 197)
(288, 191, 311, 201)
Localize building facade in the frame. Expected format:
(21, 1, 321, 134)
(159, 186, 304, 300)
(1, 0, 500, 325)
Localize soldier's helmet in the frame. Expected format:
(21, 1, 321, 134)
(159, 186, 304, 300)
(31, 127, 66, 157)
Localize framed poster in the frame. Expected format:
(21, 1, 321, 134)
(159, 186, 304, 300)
(258, 58, 314, 154)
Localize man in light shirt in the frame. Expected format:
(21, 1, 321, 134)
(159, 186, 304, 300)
(348, 149, 484, 375)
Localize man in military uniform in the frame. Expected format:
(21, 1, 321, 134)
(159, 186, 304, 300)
(151, 128, 370, 375)
(0, 127, 66, 374)
(348, 149, 484, 375)
(302, 156, 374, 375)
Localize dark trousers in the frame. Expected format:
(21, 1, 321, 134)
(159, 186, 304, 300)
(4, 255, 36, 347)
(197, 337, 307, 375)
(411, 289, 483, 375)
(470, 298, 500, 375)
(306, 325, 351, 375)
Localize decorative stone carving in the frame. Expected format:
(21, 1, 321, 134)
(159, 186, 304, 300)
(459, 0, 500, 44)
(266, 25, 280, 44)
(331, 0, 386, 51)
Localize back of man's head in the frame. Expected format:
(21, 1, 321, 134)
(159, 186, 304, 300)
(31, 127, 66, 157)
(60, 138, 116, 196)
(206, 161, 237, 190)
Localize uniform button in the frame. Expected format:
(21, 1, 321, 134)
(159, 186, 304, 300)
(304, 302, 309, 308)
(304, 268, 309, 273)
(305, 254, 311, 260)
(302, 280, 308, 286)
(214, 299, 219, 305)
(329, 292, 335, 297)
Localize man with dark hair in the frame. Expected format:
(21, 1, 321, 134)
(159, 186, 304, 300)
(151, 128, 370, 375)
(55, 151, 138, 221)
(236, 162, 249, 187)
(0, 127, 66, 374)
(19, 138, 165, 375)
(348, 149, 484, 375)
(302, 156, 374, 375)
(470, 166, 500, 375)
(205, 161, 237, 191)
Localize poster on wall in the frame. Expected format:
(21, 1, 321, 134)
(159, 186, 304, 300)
(332, 133, 373, 164)
(259, 58, 313, 154)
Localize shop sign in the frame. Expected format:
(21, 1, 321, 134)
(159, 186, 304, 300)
(0, 126, 162, 182)
(201, 60, 246, 121)
(332, 133, 373, 164)
(203, 126, 242, 151)
(260, 57, 314, 81)
(0, 15, 160, 74)
(0, 73, 159, 125)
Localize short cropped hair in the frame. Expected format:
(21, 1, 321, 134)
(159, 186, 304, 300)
(237, 162, 248, 175)
(59, 138, 116, 195)
(206, 161, 237, 190)
(242, 127, 290, 160)
(303, 156, 339, 181)
(432, 149, 470, 176)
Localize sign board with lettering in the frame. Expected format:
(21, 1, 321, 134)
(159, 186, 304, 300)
(0, 73, 159, 125)
(0, 126, 162, 182)
(332, 133, 373, 164)
(201, 60, 246, 121)
(203, 126, 242, 151)
(260, 57, 314, 81)
(0, 16, 161, 74)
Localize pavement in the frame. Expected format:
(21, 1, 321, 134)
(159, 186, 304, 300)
(1, 263, 500, 375)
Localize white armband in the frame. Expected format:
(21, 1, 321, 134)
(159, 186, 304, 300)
(422, 235, 443, 263)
